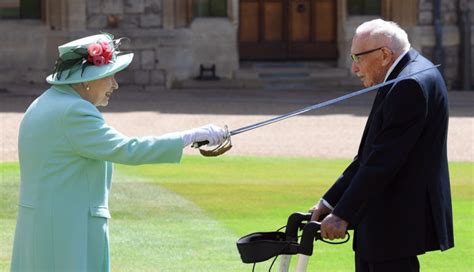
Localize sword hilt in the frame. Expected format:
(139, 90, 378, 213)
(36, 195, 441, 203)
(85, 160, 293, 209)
(191, 125, 231, 149)
(191, 140, 209, 148)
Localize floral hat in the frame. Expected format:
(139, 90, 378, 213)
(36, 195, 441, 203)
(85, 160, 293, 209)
(46, 33, 134, 85)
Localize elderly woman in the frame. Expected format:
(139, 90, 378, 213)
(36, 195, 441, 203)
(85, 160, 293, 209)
(11, 33, 227, 271)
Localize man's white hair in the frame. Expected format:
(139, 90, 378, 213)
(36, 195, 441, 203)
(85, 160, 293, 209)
(355, 19, 411, 54)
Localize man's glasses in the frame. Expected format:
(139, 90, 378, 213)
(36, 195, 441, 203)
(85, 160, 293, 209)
(350, 47, 384, 62)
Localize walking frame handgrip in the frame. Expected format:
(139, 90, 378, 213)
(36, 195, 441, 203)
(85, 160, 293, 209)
(284, 212, 350, 255)
(285, 212, 312, 241)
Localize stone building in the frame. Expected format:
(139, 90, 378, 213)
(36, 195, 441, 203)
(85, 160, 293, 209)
(0, 0, 472, 90)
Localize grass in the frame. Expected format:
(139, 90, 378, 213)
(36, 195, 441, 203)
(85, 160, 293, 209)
(1, 157, 473, 271)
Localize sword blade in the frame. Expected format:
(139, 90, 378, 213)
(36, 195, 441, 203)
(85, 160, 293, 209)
(229, 65, 440, 136)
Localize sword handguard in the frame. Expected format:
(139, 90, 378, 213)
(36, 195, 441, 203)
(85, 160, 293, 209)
(199, 138, 232, 157)
(192, 125, 232, 156)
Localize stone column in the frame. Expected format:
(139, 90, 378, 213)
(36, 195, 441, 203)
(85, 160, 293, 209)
(66, 0, 86, 31)
(163, 0, 174, 30)
(337, 0, 348, 69)
(229, 0, 239, 25)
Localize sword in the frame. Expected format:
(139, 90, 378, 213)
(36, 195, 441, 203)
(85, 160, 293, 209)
(193, 65, 440, 150)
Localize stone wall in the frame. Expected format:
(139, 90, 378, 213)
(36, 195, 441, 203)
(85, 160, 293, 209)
(418, 0, 473, 89)
(339, 1, 472, 90)
(0, 21, 64, 85)
(86, 0, 163, 30)
(0, 0, 470, 90)
(84, 0, 238, 89)
(85, 0, 166, 88)
(0, 0, 238, 89)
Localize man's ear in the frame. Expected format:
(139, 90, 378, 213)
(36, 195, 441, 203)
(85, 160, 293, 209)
(381, 48, 394, 67)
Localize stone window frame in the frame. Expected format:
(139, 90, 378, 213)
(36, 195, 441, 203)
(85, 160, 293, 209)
(344, 0, 418, 27)
(1, 0, 87, 31)
(381, 0, 418, 27)
(45, 0, 86, 31)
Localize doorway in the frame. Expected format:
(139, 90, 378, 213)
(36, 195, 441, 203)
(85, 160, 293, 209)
(239, 0, 338, 60)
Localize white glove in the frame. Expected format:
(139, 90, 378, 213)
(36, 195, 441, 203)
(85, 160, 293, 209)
(181, 124, 228, 147)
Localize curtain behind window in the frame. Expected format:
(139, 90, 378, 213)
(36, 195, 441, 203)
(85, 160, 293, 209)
(0, 0, 41, 19)
(193, 0, 227, 17)
(347, 0, 380, 15)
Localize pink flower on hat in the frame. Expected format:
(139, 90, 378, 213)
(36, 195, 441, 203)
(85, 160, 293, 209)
(93, 55, 106, 66)
(86, 41, 114, 65)
(102, 50, 113, 64)
(87, 43, 103, 57)
(100, 41, 110, 52)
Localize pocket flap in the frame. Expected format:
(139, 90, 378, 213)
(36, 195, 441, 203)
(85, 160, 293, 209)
(90, 206, 111, 218)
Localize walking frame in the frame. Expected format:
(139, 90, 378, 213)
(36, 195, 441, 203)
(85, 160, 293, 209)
(237, 212, 350, 272)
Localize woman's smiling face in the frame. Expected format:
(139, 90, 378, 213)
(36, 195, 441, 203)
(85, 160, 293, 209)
(76, 75, 119, 107)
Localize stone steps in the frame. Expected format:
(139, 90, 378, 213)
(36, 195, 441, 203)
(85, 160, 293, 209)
(237, 61, 361, 91)
(173, 61, 362, 91)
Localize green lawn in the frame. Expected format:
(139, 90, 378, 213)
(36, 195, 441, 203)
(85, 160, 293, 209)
(1, 157, 473, 271)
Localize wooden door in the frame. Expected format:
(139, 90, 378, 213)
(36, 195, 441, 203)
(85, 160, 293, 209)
(239, 0, 337, 60)
(239, 0, 287, 59)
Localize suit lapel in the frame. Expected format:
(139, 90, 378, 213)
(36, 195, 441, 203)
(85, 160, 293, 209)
(357, 92, 382, 157)
(380, 49, 418, 94)
(386, 49, 419, 81)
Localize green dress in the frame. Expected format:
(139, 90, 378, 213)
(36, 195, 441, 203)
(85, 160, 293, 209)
(11, 85, 183, 271)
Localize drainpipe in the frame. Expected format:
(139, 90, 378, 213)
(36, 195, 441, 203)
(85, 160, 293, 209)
(458, 0, 472, 90)
(433, 0, 444, 76)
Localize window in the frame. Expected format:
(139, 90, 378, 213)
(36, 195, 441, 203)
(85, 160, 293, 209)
(192, 0, 227, 17)
(347, 0, 380, 15)
(0, 0, 41, 19)
(174, 0, 228, 28)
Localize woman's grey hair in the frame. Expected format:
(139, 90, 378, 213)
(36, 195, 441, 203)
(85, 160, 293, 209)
(355, 19, 411, 55)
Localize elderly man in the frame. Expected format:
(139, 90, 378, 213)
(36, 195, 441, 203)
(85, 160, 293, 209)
(309, 19, 454, 271)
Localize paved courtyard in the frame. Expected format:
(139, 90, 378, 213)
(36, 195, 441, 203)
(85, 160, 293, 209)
(1, 84, 473, 162)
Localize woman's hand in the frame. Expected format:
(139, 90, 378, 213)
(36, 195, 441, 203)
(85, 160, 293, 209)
(181, 124, 228, 147)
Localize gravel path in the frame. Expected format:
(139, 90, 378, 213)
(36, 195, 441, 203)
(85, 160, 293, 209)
(1, 85, 472, 162)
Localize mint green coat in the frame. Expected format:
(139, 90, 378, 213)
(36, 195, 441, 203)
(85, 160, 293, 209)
(11, 85, 183, 271)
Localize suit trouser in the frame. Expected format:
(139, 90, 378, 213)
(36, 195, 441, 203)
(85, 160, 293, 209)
(355, 253, 419, 272)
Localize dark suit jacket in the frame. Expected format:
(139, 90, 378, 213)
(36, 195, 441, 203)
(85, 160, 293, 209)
(323, 49, 454, 262)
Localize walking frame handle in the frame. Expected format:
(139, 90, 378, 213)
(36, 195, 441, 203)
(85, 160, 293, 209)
(236, 211, 351, 271)
(281, 212, 350, 272)
(284, 212, 350, 253)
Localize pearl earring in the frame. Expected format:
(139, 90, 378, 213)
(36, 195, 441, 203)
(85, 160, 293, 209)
(86, 86, 90, 91)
